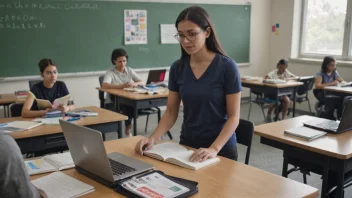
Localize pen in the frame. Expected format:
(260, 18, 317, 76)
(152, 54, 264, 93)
(67, 117, 80, 122)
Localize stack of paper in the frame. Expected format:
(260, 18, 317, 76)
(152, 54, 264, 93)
(263, 79, 287, 84)
(31, 172, 94, 198)
(284, 126, 327, 141)
(0, 121, 43, 133)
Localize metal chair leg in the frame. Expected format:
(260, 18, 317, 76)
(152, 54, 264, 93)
(307, 98, 312, 114)
(247, 102, 252, 120)
(261, 104, 266, 122)
(303, 174, 307, 184)
(145, 114, 149, 133)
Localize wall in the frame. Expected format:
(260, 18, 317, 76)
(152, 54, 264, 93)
(270, 0, 352, 112)
(0, 0, 272, 114)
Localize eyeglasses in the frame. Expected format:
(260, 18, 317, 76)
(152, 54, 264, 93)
(174, 31, 203, 42)
(44, 71, 57, 76)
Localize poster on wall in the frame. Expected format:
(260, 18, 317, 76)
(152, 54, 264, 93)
(160, 24, 178, 44)
(124, 10, 147, 45)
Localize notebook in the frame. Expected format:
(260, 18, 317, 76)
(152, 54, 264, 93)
(31, 172, 95, 198)
(339, 82, 352, 87)
(284, 126, 327, 141)
(0, 121, 43, 133)
(263, 79, 287, 84)
(144, 143, 220, 170)
(66, 110, 98, 117)
(25, 152, 75, 175)
(29, 92, 71, 109)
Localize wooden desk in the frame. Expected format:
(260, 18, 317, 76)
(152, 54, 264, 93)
(30, 136, 318, 198)
(0, 93, 23, 117)
(241, 80, 303, 120)
(324, 86, 352, 95)
(0, 106, 127, 154)
(98, 88, 172, 139)
(255, 115, 352, 198)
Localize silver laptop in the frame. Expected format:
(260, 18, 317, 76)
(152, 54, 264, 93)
(303, 100, 352, 133)
(59, 120, 154, 186)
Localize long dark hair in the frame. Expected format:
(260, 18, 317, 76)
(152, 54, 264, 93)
(175, 6, 226, 71)
(321, 56, 335, 73)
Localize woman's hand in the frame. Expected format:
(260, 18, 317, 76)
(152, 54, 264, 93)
(57, 105, 69, 113)
(135, 137, 155, 155)
(189, 147, 218, 162)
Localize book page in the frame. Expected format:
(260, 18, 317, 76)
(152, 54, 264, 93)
(31, 172, 95, 198)
(25, 159, 57, 176)
(168, 151, 220, 170)
(36, 99, 53, 109)
(43, 152, 75, 170)
(144, 143, 188, 161)
(7, 121, 42, 130)
(52, 94, 71, 108)
(121, 172, 189, 198)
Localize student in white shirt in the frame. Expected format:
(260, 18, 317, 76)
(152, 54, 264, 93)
(264, 59, 297, 122)
(102, 48, 143, 137)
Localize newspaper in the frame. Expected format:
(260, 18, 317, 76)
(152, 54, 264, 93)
(121, 172, 189, 198)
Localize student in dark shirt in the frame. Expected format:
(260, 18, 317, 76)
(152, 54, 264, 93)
(135, 6, 242, 161)
(22, 59, 75, 118)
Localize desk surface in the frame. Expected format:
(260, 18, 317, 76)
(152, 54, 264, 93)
(30, 136, 318, 198)
(255, 115, 352, 159)
(0, 106, 127, 139)
(98, 88, 169, 100)
(0, 93, 20, 105)
(241, 79, 303, 88)
(324, 86, 352, 95)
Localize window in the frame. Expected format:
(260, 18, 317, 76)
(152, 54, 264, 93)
(300, 0, 352, 60)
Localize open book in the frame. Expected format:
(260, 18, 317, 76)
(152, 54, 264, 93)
(339, 81, 352, 87)
(25, 152, 74, 175)
(31, 172, 94, 198)
(284, 126, 327, 141)
(263, 79, 287, 84)
(29, 92, 71, 109)
(0, 121, 43, 133)
(144, 143, 220, 170)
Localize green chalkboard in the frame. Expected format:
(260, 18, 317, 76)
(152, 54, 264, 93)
(0, 1, 251, 77)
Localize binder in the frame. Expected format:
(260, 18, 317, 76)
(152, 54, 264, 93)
(114, 170, 198, 198)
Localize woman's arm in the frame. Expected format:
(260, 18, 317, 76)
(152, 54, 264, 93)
(315, 76, 339, 89)
(21, 93, 49, 118)
(190, 92, 241, 162)
(135, 90, 181, 154)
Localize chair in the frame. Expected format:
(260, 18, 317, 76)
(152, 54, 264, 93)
(288, 76, 315, 115)
(98, 75, 159, 135)
(247, 91, 267, 122)
(235, 119, 254, 165)
(28, 80, 41, 89)
(9, 103, 24, 117)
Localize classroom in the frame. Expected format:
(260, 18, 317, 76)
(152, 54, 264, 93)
(1, 0, 352, 197)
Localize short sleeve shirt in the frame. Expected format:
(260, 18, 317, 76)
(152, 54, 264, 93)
(316, 70, 341, 84)
(267, 69, 296, 79)
(168, 53, 242, 149)
(30, 81, 70, 110)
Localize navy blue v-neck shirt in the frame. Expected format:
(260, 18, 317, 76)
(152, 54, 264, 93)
(169, 53, 242, 150)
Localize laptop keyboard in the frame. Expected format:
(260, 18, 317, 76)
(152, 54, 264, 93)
(317, 121, 339, 130)
(109, 159, 136, 176)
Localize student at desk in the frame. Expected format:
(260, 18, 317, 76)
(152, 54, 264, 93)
(314, 56, 345, 120)
(264, 59, 297, 122)
(102, 48, 143, 137)
(135, 6, 241, 161)
(22, 59, 74, 118)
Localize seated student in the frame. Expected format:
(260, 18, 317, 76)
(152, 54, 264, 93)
(0, 132, 46, 198)
(22, 59, 74, 118)
(102, 48, 143, 137)
(314, 56, 345, 120)
(265, 59, 297, 122)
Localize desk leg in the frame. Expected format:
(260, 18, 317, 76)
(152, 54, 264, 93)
(275, 92, 279, 121)
(335, 160, 346, 198)
(321, 157, 330, 198)
(282, 151, 288, 177)
(292, 87, 297, 118)
(3, 105, 7, 118)
(133, 106, 138, 136)
(115, 96, 122, 139)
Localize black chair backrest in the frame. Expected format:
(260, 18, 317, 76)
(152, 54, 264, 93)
(28, 80, 41, 89)
(297, 76, 315, 95)
(236, 119, 254, 164)
(10, 103, 24, 117)
(98, 75, 105, 108)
